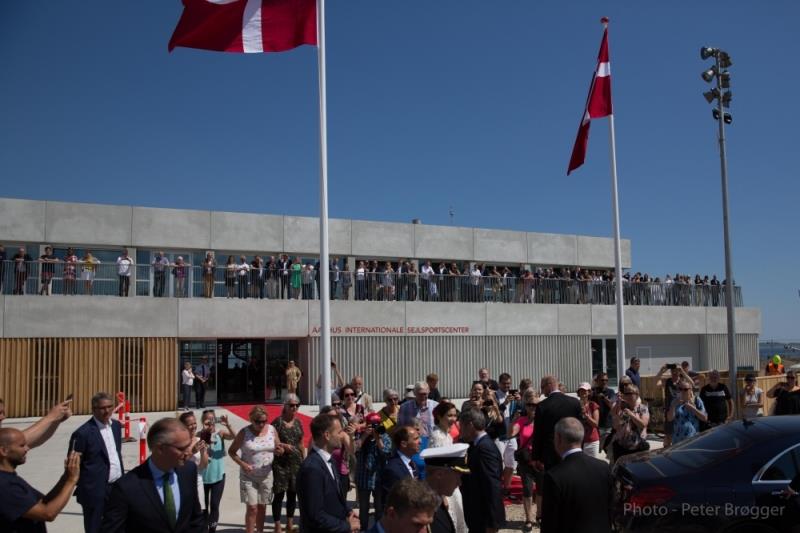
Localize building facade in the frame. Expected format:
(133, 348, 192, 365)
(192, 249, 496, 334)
(0, 197, 761, 416)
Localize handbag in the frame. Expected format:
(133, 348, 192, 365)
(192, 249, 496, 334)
(514, 437, 532, 463)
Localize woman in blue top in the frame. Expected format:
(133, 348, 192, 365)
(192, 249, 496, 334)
(666, 379, 708, 445)
(199, 410, 235, 533)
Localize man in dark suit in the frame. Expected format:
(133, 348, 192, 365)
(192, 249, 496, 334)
(71, 392, 124, 533)
(101, 417, 204, 533)
(458, 408, 505, 533)
(367, 478, 438, 533)
(297, 413, 360, 533)
(541, 417, 612, 533)
(532, 375, 582, 471)
(379, 425, 422, 515)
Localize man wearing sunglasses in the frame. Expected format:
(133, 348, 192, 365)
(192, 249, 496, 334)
(768, 371, 800, 415)
(102, 417, 204, 532)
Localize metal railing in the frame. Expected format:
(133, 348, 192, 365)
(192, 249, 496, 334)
(0, 262, 744, 307)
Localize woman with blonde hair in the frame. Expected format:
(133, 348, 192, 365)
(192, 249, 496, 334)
(612, 385, 651, 461)
(229, 405, 283, 533)
(271, 395, 305, 533)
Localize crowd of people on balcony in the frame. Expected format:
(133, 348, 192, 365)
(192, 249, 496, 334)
(0, 243, 739, 307)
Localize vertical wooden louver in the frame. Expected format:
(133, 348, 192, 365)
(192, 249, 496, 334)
(0, 338, 177, 417)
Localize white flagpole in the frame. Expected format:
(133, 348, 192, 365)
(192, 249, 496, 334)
(317, 0, 332, 407)
(609, 114, 626, 383)
(605, 19, 626, 384)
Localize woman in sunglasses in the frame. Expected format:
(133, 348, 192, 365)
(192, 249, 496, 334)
(768, 370, 800, 415)
(666, 379, 708, 445)
(229, 405, 283, 533)
(510, 388, 541, 530)
(270, 395, 305, 533)
(611, 385, 651, 459)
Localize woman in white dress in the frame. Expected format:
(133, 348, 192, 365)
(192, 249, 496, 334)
(229, 405, 283, 533)
(429, 402, 457, 448)
(178, 411, 208, 512)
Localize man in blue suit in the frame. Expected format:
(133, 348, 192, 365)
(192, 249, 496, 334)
(71, 392, 124, 533)
(297, 413, 360, 533)
(100, 417, 204, 532)
(378, 425, 421, 518)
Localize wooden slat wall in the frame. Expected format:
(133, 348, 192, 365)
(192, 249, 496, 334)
(0, 338, 177, 418)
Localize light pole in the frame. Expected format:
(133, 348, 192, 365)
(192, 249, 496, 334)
(701, 47, 738, 416)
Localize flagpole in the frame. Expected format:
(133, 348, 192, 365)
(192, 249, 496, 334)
(603, 18, 626, 384)
(317, 0, 332, 407)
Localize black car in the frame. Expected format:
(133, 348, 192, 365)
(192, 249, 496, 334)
(613, 416, 800, 533)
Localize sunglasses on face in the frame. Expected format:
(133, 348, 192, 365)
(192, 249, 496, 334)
(252, 419, 267, 425)
(343, 393, 355, 397)
(332, 402, 342, 407)
(680, 388, 692, 391)
(288, 404, 300, 408)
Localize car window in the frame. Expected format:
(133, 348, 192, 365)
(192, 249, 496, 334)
(662, 426, 749, 469)
(760, 447, 800, 482)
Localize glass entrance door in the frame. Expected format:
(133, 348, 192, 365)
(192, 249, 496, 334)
(216, 339, 266, 403)
(264, 340, 299, 402)
(591, 338, 618, 387)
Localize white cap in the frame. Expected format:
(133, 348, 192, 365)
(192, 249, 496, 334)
(420, 443, 470, 472)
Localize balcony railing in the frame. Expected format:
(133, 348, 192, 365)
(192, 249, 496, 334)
(0, 261, 743, 307)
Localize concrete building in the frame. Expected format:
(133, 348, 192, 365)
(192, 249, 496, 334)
(0, 197, 760, 416)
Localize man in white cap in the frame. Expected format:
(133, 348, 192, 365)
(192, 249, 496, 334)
(420, 443, 469, 533)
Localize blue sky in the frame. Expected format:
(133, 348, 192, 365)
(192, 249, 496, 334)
(0, 1, 797, 339)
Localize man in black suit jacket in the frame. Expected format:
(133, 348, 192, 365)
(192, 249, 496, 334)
(297, 413, 360, 533)
(101, 417, 204, 533)
(458, 408, 505, 533)
(379, 425, 421, 516)
(541, 417, 612, 533)
(532, 375, 583, 471)
(71, 392, 125, 533)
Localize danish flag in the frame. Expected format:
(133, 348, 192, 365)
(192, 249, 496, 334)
(168, 0, 317, 54)
(567, 20, 613, 175)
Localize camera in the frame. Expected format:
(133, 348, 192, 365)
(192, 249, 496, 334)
(370, 422, 387, 435)
(200, 429, 213, 444)
(666, 363, 677, 370)
(509, 389, 519, 396)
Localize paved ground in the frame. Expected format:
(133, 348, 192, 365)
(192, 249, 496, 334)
(5, 405, 663, 532)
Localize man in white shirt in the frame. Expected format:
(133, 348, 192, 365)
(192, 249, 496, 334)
(116, 248, 133, 297)
(351, 375, 374, 412)
(71, 392, 124, 533)
(420, 260, 434, 301)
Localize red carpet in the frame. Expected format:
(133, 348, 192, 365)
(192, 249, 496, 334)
(503, 475, 524, 506)
(225, 404, 314, 447)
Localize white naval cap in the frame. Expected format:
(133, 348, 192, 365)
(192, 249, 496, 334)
(420, 443, 470, 473)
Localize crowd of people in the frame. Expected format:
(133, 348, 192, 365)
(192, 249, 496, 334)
(3, 357, 799, 533)
(0, 244, 738, 307)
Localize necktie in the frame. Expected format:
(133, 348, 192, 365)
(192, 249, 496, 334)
(163, 472, 177, 529)
(327, 458, 337, 481)
(410, 460, 419, 479)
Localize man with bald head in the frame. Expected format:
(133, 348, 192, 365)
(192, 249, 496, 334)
(540, 418, 612, 533)
(101, 418, 204, 533)
(531, 375, 582, 471)
(0, 427, 81, 532)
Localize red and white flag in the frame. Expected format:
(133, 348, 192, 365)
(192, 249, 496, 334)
(567, 21, 613, 175)
(168, 0, 317, 53)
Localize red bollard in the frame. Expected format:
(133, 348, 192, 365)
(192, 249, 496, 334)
(138, 417, 148, 464)
(124, 413, 131, 440)
(116, 392, 126, 422)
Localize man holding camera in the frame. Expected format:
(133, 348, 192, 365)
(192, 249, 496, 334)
(590, 373, 616, 451)
(356, 413, 388, 530)
(656, 363, 693, 447)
